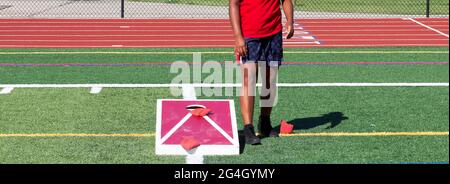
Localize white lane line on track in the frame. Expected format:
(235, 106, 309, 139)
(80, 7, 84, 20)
(284, 41, 321, 44)
(2, 29, 447, 32)
(0, 19, 447, 24)
(408, 18, 449, 38)
(0, 44, 448, 48)
(2, 38, 448, 42)
(0, 33, 442, 37)
(0, 26, 232, 28)
(6, 25, 445, 28)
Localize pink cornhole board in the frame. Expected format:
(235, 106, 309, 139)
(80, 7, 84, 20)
(155, 99, 239, 155)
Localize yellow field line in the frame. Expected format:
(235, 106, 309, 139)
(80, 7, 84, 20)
(0, 132, 447, 137)
(279, 132, 449, 137)
(0, 51, 447, 55)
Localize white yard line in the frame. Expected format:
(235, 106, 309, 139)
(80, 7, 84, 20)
(0, 83, 448, 89)
(182, 84, 198, 100)
(0, 87, 14, 94)
(89, 87, 103, 94)
(1, 83, 447, 96)
(180, 84, 203, 164)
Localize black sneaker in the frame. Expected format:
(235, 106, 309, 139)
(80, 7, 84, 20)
(243, 124, 261, 145)
(257, 116, 279, 138)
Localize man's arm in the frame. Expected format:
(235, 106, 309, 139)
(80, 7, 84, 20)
(229, 0, 247, 56)
(282, 0, 294, 39)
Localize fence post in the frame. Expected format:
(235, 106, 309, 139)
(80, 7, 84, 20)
(426, 0, 430, 18)
(121, 0, 125, 18)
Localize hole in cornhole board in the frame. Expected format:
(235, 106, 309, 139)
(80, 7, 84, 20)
(185, 104, 206, 111)
(155, 99, 239, 155)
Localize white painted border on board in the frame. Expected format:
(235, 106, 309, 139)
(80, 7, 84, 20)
(155, 99, 239, 156)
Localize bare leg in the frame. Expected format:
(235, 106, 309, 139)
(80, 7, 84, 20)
(240, 62, 262, 144)
(240, 62, 258, 125)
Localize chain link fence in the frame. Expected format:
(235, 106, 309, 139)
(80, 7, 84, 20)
(0, 0, 448, 18)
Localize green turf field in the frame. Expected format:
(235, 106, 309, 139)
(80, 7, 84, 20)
(0, 47, 448, 164)
(131, 0, 449, 15)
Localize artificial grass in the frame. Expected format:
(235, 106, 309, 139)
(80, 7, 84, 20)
(0, 47, 448, 84)
(0, 137, 183, 164)
(206, 87, 449, 132)
(0, 47, 448, 64)
(0, 88, 174, 133)
(0, 87, 447, 163)
(0, 46, 448, 164)
(205, 136, 449, 164)
(0, 64, 447, 84)
(1, 87, 447, 133)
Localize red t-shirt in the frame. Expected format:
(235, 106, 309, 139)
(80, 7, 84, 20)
(239, 0, 282, 38)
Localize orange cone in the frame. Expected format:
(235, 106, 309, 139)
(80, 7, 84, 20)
(280, 120, 294, 134)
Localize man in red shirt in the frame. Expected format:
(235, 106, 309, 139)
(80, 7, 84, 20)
(230, 0, 294, 145)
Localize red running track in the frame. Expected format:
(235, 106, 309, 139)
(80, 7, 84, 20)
(0, 18, 448, 48)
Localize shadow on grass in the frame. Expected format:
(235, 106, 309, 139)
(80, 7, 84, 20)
(238, 112, 347, 153)
(275, 112, 348, 131)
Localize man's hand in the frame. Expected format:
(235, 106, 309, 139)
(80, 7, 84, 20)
(235, 36, 247, 56)
(229, 0, 246, 56)
(285, 22, 294, 39)
(282, 0, 294, 39)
